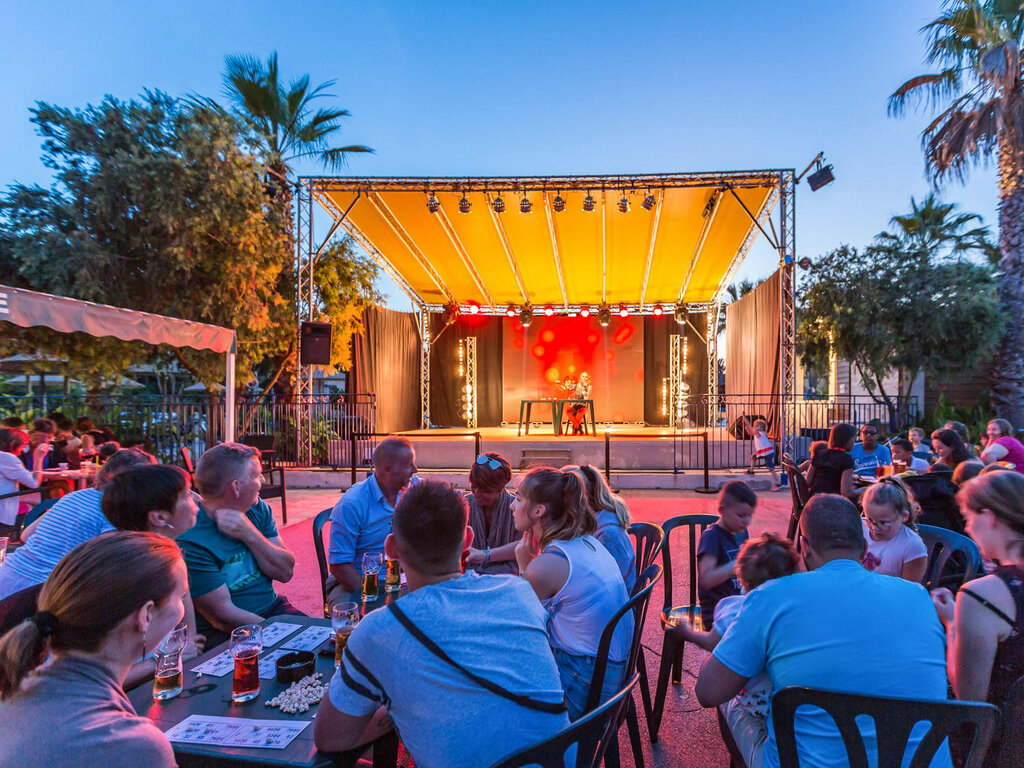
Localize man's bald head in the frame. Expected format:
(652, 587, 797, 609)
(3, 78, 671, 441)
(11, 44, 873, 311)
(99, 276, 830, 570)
(800, 494, 866, 559)
(373, 437, 414, 466)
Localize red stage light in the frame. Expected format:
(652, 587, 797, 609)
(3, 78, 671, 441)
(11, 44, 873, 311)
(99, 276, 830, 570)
(580, 305, 591, 318)
(618, 304, 629, 318)
(652, 305, 663, 316)
(544, 305, 555, 317)
(505, 305, 517, 317)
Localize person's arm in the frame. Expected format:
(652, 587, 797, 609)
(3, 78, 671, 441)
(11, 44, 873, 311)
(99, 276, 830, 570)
(981, 441, 1008, 464)
(840, 468, 855, 499)
(209, 509, 295, 582)
(670, 621, 723, 652)
(327, 497, 364, 592)
(467, 540, 519, 566)
(695, 655, 750, 707)
(805, 462, 817, 487)
(900, 556, 927, 583)
(521, 549, 570, 601)
(329, 562, 363, 594)
(123, 657, 158, 690)
(697, 551, 736, 592)
(314, 698, 392, 752)
(192, 584, 267, 632)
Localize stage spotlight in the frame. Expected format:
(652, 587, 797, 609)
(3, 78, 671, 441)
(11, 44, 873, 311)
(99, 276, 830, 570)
(580, 305, 591, 318)
(798, 256, 813, 270)
(520, 195, 533, 214)
(674, 304, 687, 325)
(807, 162, 835, 191)
(618, 304, 629, 318)
(519, 305, 533, 327)
(467, 302, 480, 315)
(492, 196, 505, 214)
(598, 305, 611, 326)
(552, 193, 566, 212)
(652, 304, 664, 317)
(505, 304, 517, 317)
(427, 194, 440, 213)
(641, 193, 656, 211)
(459, 195, 472, 213)
(583, 192, 596, 212)
(617, 195, 630, 213)
(543, 304, 554, 317)
(441, 303, 460, 327)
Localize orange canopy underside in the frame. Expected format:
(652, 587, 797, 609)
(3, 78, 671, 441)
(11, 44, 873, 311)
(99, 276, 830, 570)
(310, 173, 780, 309)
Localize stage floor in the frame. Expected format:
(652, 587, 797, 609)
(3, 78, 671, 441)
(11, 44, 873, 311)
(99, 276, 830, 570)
(399, 424, 702, 439)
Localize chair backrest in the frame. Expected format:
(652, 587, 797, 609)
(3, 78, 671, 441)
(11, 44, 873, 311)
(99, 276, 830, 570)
(488, 673, 640, 768)
(627, 521, 665, 579)
(584, 563, 662, 714)
(918, 524, 983, 592)
(0, 582, 44, 639)
(772, 686, 999, 768)
(902, 472, 964, 533)
(240, 434, 276, 468)
(995, 674, 1024, 768)
(312, 507, 332, 617)
(180, 445, 195, 476)
(23, 497, 59, 529)
(660, 514, 719, 611)
(780, 459, 806, 543)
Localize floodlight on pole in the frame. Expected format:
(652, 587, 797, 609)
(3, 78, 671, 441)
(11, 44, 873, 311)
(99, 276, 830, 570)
(797, 151, 835, 191)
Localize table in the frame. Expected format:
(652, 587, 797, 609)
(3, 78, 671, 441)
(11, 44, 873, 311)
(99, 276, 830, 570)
(129, 613, 398, 768)
(518, 398, 596, 436)
(40, 467, 98, 491)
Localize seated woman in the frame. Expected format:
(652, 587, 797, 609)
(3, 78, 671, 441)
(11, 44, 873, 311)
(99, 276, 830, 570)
(931, 428, 981, 474)
(932, 471, 1024, 767)
(981, 418, 1024, 472)
(806, 423, 856, 499)
(0, 531, 185, 768)
(513, 467, 631, 720)
(564, 464, 636, 592)
(462, 453, 518, 575)
(0, 428, 44, 536)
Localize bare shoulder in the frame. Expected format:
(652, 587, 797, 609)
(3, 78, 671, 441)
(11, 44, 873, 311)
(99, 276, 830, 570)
(524, 551, 570, 600)
(959, 574, 1017, 622)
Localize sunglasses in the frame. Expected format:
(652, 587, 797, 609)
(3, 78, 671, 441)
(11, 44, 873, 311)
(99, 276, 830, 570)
(475, 455, 503, 470)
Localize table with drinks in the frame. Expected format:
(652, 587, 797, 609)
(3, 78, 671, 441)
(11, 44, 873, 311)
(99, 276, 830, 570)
(129, 562, 407, 768)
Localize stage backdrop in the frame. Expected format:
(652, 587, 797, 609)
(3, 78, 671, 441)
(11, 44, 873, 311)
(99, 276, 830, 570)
(429, 314, 503, 428)
(725, 269, 781, 438)
(352, 307, 420, 433)
(502, 316, 645, 424)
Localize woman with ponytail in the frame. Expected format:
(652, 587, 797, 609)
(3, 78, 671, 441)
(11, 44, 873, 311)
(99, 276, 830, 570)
(0, 532, 185, 768)
(564, 464, 636, 592)
(513, 466, 632, 719)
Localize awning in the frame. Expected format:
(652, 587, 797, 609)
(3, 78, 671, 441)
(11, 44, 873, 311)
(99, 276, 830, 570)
(308, 171, 781, 311)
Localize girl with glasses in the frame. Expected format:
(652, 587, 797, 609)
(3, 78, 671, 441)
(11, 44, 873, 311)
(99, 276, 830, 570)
(860, 477, 928, 582)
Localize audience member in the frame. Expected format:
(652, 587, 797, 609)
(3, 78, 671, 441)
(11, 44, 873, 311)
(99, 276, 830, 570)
(908, 426, 933, 459)
(0, 532, 183, 768)
(952, 459, 985, 486)
(564, 464, 636, 592)
(0, 449, 154, 600)
(0, 417, 28, 443)
(695, 494, 951, 768)
(513, 466, 631, 720)
(891, 438, 930, 472)
(463, 453, 518, 575)
(177, 443, 300, 644)
(672, 534, 800, 768)
(697, 480, 755, 630)
(860, 477, 927, 582)
(980, 418, 1024, 472)
(944, 421, 976, 456)
(806, 423, 856, 498)
(0, 428, 43, 533)
(326, 437, 418, 606)
(18, 418, 66, 471)
(47, 413, 80, 465)
(850, 423, 891, 476)
(931, 428, 979, 473)
(797, 440, 827, 473)
(932, 471, 1024, 767)
(314, 481, 569, 767)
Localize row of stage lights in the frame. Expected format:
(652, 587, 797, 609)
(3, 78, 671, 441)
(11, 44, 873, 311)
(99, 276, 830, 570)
(465, 302, 689, 327)
(427, 191, 657, 215)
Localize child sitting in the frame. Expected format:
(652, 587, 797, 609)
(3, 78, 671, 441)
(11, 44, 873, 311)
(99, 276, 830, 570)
(697, 480, 755, 629)
(742, 415, 781, 491)
(672, 533, 800, 768)
(860, 476, 928, 582)
(798, 440, 828, 473)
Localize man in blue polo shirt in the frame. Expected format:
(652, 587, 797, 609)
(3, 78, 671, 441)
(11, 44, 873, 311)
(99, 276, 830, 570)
(849, 423, 891, 476)
(326, 437, 418, 607)
(695, 494, 950, 768)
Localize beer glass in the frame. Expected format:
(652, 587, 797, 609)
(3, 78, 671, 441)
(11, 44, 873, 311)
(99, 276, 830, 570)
(385, 557, 401, 593)
(230, 624, 263, 703)
(362, 553, 384, 602)
(152, 622, 187, 701)
(331, 602, 360, 668)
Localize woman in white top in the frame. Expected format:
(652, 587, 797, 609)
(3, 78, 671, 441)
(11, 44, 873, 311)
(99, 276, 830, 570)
(860, 477, 928, 582)
(0, 428, 44, 530)
(513, 467, 632, 720)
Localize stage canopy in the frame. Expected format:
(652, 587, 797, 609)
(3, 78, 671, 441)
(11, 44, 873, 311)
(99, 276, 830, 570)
(307, 171, 782, 312)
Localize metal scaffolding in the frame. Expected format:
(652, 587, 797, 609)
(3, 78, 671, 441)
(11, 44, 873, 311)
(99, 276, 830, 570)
(779, 170, 797, 459)
(295, 178, 315, 464)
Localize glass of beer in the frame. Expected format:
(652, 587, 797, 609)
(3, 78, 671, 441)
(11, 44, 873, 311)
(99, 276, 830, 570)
(362, 552, 384, 602)
(230, 624, 263, 703)
(331, 602, 360, 668)
(152, 622, 187, 701)
(385, 557, 401, 593)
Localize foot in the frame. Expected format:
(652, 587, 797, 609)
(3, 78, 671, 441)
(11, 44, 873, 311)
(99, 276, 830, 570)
(771, 484, 781, 492)
(746, 469, 754, 475)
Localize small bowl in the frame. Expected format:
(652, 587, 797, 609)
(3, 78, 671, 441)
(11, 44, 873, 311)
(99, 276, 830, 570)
(276, 651, 315, 684)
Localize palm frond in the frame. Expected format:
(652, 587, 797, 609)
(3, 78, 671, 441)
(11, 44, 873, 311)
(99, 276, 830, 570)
(317, 146, 375, 172)
(888, 69, 965, 116)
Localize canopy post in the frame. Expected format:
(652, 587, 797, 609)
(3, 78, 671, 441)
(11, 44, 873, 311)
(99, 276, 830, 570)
(225, 336, 237, 443)
(779, 170, 796, 459)
(419, 306, 431, 429)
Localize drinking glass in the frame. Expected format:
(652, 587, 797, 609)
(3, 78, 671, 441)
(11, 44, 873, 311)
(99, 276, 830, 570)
(153, 622, 187, 701)
(385, 557, 401, 593)
(362, 552, 384, 602)
(230, 624, 263, 703)
(0, 537, 7, 566)
(331, 602, 360, 668)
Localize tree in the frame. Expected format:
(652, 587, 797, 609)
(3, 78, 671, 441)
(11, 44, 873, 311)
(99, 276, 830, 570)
(889, 0, 1024, 425)
(877, 192, 996, 262)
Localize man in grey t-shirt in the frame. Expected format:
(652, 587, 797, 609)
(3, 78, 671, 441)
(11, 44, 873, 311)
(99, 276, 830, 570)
(314, 481, 568, 768)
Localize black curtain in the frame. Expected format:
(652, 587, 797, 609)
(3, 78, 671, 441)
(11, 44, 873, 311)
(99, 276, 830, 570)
(429, 315, 503, 427)
(352, 307, 420, 433)
(643, 313, 708, 426)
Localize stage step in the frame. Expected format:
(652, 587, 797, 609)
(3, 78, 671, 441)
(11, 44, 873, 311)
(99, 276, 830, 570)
(519, 448, 572, 470)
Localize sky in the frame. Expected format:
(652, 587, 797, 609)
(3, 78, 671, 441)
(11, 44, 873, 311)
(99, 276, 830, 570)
(1, 1, 999, 308)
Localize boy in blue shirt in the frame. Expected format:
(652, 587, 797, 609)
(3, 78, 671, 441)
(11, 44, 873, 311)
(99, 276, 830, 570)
(696, 480, 755, 630)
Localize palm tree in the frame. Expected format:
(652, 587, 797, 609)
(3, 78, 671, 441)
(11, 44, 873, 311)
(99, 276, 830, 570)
(877, 192, 994, 261)
(889, 1, 1024, 425)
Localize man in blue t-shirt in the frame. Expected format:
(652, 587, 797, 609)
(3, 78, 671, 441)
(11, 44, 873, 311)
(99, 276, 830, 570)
(695, 494, 950, 768)
(315, 480, 569, 768)
(849, 423, 891, 476)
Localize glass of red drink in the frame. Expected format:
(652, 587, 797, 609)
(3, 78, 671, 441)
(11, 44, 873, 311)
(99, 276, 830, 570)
(230, 624, 263, 703)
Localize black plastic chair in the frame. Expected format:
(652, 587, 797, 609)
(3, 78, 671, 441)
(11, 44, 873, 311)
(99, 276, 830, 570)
(918, 524, 983, 592)
(488, 673, 640, 768)
(772, 686, 998, 768)
(0, 582, 44, 638)
(992, 674, 1024, 768)
(585, 563, 661, 768)
(313, 507, 332, 618)
(625, 522, 664, 729)
(179, 446, 195, 488)
(240, 434, 276, 468)
(903, 471, 964, 533)
(258, 466, 289, 526)
(646, 513, 718, 742)
(780, 457, 809, 545)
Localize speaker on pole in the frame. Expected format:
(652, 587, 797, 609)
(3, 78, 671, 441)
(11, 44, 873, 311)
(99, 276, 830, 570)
(300, 321, 333, 366)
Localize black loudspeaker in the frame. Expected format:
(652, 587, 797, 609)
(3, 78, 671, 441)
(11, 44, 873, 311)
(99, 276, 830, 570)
(300, 322, 333, 365)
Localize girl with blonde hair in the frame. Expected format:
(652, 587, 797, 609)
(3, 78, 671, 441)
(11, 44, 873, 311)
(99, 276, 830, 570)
(563, 464, 636, 591)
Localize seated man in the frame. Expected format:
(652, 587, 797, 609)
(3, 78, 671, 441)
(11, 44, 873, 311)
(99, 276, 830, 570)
(314, 480, 570, 768)
(326, 437, 418, 606)
(695, 494, 950, 768)
(891, 438, 930, 472)
(849, 423, 891, 476)
(177, 443, 301, 643)
(18, 418, 67, 471)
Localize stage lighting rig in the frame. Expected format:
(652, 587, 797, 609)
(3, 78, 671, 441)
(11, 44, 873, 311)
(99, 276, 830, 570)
(427, 194, 440, 213)
(519, 305, 534, 327)
(505, 304, 517, 317)
(617, 195, 630, 213)
(520, 194, 533, 213)
(798, 151, 835, 192)
(579, 305, 591, 318)
(552, 193, 566, 212)
(798, 257, 813, 270)
(641, 193, 656, 211)
(492, 196, 505, 214)
(583, 192, 596, 212)
(674, 304, 687, 325)
(459, 195, 472, 213)
(618, 304, 629, 318)
(597, 305, 611, 326)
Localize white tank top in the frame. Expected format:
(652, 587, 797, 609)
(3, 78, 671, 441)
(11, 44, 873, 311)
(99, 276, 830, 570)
(541, 535, 633, 662)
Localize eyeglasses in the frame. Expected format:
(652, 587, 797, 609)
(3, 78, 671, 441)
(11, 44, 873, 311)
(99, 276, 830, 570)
(861, 514, 896, 530)
(475, 455, 502, 470)
(861, 429, 877, 436)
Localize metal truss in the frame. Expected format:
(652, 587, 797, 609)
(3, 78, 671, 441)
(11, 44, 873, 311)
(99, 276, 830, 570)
(419, 301, 717, 315)
(779, 170, 797, 458)
(707, 304, 719, 425)
(295, 178, 315, 465)
(418, 307, 431, 429)
(669, 333, 691, 428)
(462, 336, 478, 428)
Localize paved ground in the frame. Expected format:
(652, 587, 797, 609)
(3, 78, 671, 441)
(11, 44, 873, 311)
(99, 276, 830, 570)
(262, 478, 791, 768)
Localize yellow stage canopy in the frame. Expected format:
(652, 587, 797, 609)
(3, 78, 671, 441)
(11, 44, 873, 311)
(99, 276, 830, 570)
(308, 171, 782, 311)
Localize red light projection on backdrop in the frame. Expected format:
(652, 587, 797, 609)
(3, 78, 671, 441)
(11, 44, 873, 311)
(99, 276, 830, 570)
(502, 316, 644, 423)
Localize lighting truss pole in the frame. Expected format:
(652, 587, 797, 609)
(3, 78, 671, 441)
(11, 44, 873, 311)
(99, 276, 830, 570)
(418, 306, 431, 429)
(295, 178, 315, 465)
(462, 336, 477, 428)
(706, 304, 719, 427)
(779, 170, 797, 459)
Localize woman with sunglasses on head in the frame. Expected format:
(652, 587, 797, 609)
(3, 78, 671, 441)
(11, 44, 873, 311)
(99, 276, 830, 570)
(463, 453, 519, 575)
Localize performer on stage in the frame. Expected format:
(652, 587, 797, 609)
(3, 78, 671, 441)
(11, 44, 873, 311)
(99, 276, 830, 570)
(566, 372, 592, 435)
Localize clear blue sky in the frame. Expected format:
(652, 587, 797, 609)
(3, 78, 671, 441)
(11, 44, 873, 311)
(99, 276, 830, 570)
(2, 0, 997, 307)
